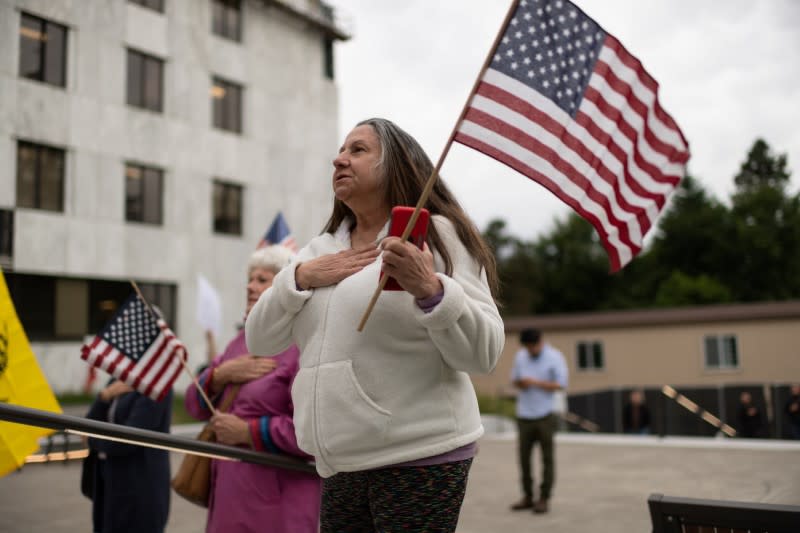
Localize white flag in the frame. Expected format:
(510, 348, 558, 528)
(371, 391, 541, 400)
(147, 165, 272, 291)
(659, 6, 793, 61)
(196, 274, 221, 341)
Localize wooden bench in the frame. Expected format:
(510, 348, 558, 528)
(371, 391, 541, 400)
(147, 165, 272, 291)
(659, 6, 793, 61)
(648, 493, 800, 533)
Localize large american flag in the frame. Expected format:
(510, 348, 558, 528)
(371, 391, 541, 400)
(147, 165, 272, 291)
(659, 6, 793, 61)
(455, 0, 689, 271)
(81, 295, 185, 401)
(258, 211, 298, 252)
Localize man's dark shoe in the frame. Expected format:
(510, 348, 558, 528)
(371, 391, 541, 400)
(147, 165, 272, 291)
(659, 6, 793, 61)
(533, 499, 549, 514)
(510, 497, 534, 511)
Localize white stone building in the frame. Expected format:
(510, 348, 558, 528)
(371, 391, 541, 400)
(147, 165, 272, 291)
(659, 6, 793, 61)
(0, 0, 348, 393)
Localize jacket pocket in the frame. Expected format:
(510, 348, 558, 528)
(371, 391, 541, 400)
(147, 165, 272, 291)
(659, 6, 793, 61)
(290, 367, 318, 457)
(317, 360, 391, 457)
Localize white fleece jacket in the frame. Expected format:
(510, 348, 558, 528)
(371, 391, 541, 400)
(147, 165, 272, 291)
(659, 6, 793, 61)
(245, 215, 505, 477)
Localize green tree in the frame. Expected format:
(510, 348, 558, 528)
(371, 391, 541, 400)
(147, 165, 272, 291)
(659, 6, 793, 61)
(648, 175, 734, 282)
(531, 212, 611, 313)
(485, 139, 800, 315)
(500, 240, 544, 315)
(727, 139, 800, 300)
(482, 218, 515, 260)
(653, 271, 732, 307)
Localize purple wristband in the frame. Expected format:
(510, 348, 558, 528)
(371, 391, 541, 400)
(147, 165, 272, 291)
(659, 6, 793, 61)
(416, 288, 444, 313)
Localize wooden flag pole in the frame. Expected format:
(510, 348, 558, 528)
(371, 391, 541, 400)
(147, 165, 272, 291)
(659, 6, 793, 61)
(356, 0, 521, 332)
(129, 281, 218, 416)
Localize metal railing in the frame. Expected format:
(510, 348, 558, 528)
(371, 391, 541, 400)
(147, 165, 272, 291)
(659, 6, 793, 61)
(567, 383, 798, 439)
(0, 403, 316, 474)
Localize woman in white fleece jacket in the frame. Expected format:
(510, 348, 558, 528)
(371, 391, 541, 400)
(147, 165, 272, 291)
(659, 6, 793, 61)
(245, 118, 504, 533)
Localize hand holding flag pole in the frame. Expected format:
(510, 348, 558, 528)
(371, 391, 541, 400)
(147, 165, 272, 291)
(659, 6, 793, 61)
(356, 0, 521, 332)
(129, 282, 218, 415)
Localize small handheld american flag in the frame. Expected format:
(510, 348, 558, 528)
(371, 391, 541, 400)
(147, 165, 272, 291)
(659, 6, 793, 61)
(258, 211, 298, 252)
(80, 294, 186, 402)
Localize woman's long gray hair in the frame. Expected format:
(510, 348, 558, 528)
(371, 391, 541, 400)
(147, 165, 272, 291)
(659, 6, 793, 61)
(322, 118, 499, 298)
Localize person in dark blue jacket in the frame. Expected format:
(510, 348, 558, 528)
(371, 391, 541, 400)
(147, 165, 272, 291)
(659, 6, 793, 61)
(85, 380, 172, 533)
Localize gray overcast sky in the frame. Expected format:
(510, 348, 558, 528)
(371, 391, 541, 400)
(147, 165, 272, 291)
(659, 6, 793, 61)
(329, 0, 800, 241)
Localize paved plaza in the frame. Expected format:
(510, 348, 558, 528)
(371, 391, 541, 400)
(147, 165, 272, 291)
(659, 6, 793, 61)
(1, 429, 798, 533)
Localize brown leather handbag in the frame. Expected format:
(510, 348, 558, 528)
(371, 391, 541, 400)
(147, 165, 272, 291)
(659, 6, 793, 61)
(171, 384, 241, 508)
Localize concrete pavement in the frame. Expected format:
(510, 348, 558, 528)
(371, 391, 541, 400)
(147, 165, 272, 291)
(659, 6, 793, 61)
(1, 429, 798, 532)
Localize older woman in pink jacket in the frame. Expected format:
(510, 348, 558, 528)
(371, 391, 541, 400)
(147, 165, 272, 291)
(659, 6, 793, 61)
(185, 245, 320, 533)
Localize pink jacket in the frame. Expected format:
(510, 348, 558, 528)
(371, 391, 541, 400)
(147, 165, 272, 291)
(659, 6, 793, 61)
(185, 330, 320, 533)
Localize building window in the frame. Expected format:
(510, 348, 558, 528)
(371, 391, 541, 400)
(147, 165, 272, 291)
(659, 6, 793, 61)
(55, 278, 89, 338)
(577, 341, 604, 371)
(6, 272, 178, 341)
(212, 180, 242, 235)
(212, 0, 242, 41)
(323, 38, 334, 80)
(0, 209, 13, 267)
(127, 49, 164, 112)
(125, 164, 163, 225)
(19, 12, 67, 87)
(16, 141, 65, 212)
(138, 282, 177, 328)
(211, 77, 242, 133)
(129, 0, 164, 12)
(88, 280, 177, 334)
(704, 334, 738, 370)
(6, 273, 55, 339)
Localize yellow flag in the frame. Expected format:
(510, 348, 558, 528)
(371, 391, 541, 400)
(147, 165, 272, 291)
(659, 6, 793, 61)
(0, 269, 62, 477)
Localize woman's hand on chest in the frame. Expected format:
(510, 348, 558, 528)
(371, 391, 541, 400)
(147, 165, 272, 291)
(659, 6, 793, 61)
(212, 356, 278, 393)
(296, 246, 380, 290)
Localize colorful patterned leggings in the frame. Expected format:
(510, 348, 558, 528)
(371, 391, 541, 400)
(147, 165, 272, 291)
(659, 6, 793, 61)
(320, 458, 473, 533)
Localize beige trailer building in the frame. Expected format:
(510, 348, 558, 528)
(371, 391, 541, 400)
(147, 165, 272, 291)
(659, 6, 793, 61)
(472, 300, 800, 397)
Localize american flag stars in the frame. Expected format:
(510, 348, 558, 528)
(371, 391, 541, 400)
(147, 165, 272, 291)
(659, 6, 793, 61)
(103, 298, 160, 361)
(492, 0, 604, 116)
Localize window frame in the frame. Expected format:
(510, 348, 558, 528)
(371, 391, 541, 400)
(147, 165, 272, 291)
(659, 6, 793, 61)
(323, 37, 335, 80)
(212, 179, 243, 236)
(126, 48, 164, 113)
(0, 209, 13, 265)
(6, 272, 178, 341)
(211, 76, 243, 133)
(211, 0, 242, 42)
(137, 282, 177, 328)
(18, 12, 67, 87)
(16, 140, 66, 212)
(576, 340, 605, 372)
(129, 0, 165, 13)
(703, 334, 739, 371)
(125, 163, 164, 225)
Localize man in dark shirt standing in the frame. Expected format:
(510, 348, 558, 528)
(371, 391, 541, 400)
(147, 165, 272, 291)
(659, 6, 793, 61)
(622, 389, 651, 435)
(784, 384, 800, 440)
(737, 391, 766, 438)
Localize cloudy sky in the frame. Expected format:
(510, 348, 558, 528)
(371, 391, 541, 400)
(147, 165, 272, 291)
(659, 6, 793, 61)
(329, 0, 800, 241)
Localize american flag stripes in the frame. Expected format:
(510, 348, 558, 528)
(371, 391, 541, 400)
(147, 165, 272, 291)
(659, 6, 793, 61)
(258, 211, 298, 252)
(455, 0, 689, 271)
(81, 295, 185, 401)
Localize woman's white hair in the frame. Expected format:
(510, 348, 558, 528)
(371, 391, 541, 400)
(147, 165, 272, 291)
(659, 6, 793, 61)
(247, 245, 295, 274)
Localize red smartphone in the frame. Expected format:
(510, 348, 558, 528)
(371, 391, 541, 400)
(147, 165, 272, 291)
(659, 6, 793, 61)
(382, 206, 430, 291)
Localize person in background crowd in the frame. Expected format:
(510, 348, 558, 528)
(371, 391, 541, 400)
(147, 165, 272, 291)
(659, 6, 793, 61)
(783, 384, 800, 439)
(622, 389, 652, 435)
(737, 391, 766, 438)
(246, 118, 504, 533)
(185, 245, 320, 533)
(509, 328, 568, 515)
(86, 380, 172, 533)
